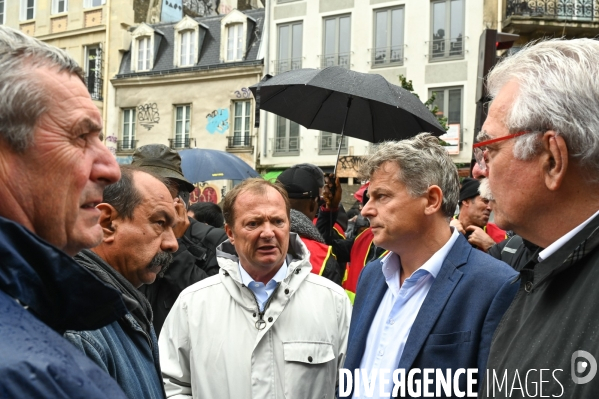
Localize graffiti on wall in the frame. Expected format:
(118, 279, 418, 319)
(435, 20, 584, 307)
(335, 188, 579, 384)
(190, 183, 221, 204)
(234, 87, 251, 98)
(138, 103, 160, 130)
(337, 156, 365, 178)
(106, 134, 118, 155)
(206, 108, 229, 134)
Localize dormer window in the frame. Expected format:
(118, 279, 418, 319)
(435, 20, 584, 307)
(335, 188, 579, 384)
(220, 10, 248, 63)
(226, 23, 243, 61)
(137, 36, 151, 71)
(174, 16, 200, 68)
(131, 23, 157, 72)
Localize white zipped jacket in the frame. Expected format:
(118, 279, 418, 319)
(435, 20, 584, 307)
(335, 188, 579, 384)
(159, 233, 351, 399)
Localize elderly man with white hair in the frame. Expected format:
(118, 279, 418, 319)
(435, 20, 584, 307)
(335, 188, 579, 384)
(477, 39, 599, 398)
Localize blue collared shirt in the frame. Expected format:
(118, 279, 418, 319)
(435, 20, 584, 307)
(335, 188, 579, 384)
(354, 228, 459, 399)
(239, 261, 288, 312)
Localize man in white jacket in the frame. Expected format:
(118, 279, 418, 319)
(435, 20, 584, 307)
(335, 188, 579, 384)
(159, 177, 351, 398)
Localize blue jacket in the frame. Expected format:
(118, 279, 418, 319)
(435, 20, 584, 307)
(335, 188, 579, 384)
(343, 233, 519, 398)
(0, 217, 128, 398)
(65, 250, 166, 399)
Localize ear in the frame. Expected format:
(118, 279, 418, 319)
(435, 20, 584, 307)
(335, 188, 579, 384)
(224, 223, 235, 244)
(541, 131, 568, 191)
(309, 198, 317, 213)
(423, 185, 444, 216)
(96, 203, 118, 244)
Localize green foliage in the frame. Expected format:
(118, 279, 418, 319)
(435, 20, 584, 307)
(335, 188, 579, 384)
(399, 74, 448, 132)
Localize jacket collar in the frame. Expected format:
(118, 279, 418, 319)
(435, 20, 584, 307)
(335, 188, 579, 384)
(0, 216, 127, 333)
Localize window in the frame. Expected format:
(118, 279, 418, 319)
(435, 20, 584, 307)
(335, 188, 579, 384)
(226, 23, 243, 61)
(319, 132, 347, 155)
(52, 0, 67, 14)
(276, 22, 302, 74)
(174, 105, 191, 148)
(429, 86, 462, 153)
(174, 16, 200, 67)
(120, 109, 136, 151)
(85, 45, 102, 101)
(322, 15, 351, 69)
(179, 30, 196, 66)
(372, 7, 404, 66)
(137, 37, 151, 71)
(131, 24, 156, 72)
(274, 116, 300, 156)
(0, 0, 5, 25)
(232, 101, 251, 147)
(430, 0, 464, 60)
(20, 0, 35, 20)
(83, 0, 105, 7)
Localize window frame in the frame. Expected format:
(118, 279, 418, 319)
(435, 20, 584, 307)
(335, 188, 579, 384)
(318, 132, 348, 155)
(226, 23, 244, 62)
(174, 104, 192, 147)
(137, 36, 152, 71)
(274, 116, 300, 156)
(51, 0, 68, 14)
(121, 108, 137, 150)
(20, 0, 36, 21)
(85, 44, 103, 101)
(321, 14, 351, 69)
(232, 100, 252, 147)
(276, 21, 303, 74)
(83, 0, 105, 8)
(428, 85, 463, 153)
(429, 0, 465, 61)
(371, 6, 405, 68)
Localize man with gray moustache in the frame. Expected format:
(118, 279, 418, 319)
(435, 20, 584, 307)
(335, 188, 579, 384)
(65, 165, 179, 399)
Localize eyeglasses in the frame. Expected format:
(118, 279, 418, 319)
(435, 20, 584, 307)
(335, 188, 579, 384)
(473, 131, 537, 171)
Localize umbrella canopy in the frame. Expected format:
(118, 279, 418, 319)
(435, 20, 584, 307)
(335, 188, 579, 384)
(179, 148, 260, 183)
(249, 67, 445, 143)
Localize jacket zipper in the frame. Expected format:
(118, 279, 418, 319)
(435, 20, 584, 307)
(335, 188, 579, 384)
(243, 283, 281, 330)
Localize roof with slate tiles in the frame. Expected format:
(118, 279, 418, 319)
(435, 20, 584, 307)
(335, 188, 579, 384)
(116, 8, 264, 78)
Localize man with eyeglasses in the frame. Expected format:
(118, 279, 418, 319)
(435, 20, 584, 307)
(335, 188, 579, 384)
(477, 39, 599, 398)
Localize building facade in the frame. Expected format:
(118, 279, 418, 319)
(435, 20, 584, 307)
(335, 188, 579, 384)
(259, 0, 486, 180)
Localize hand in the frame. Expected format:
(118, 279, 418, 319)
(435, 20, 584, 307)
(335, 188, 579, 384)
(465, 225, 496, 252)
(172, 198, 190, 239)
(323, 174, 342, 209)
(449, 218, 466, 235)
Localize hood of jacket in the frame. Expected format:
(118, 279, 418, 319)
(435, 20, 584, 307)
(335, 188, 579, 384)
(290, 209, 325, 244)
(0, 216, 127, 333)
(75, 249, 154, 338)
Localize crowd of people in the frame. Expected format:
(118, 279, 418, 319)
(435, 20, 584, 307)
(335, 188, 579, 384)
(1, 24, 599, 398)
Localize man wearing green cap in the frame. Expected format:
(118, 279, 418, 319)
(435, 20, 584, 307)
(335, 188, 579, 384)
(132, 144, 227, 336)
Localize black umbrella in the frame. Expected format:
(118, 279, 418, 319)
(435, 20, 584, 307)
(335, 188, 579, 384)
(249, 66, 445, 173)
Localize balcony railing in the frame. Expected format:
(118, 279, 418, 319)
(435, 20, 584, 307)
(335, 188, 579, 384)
(427, 37, 464, 61)
(116, 140, 138, 152)
(273, 58, 302, 74)
(506, 0, 599, 20)
(227, 134, 253, 149)
(274, 137, 300, 156)
(169, 138, 195, 149)
(371, 45, 405, 66)
(319, 133, 348, 155)
(320, 52, 351, 69)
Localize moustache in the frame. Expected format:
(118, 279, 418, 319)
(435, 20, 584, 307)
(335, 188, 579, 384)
(148, 251, 173, 270)
(479, 178, 495, 201)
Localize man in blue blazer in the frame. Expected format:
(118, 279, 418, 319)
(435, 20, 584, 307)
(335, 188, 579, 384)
(341, 134, 518, 398)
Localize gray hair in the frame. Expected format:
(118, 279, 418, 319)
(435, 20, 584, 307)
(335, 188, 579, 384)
(359, 133, 459, 219)
(487, 38, 599, 180)
(0, 26, 85, 152)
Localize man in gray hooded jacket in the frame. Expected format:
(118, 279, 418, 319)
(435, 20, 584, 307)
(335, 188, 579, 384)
(159, 178, 351, 398)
